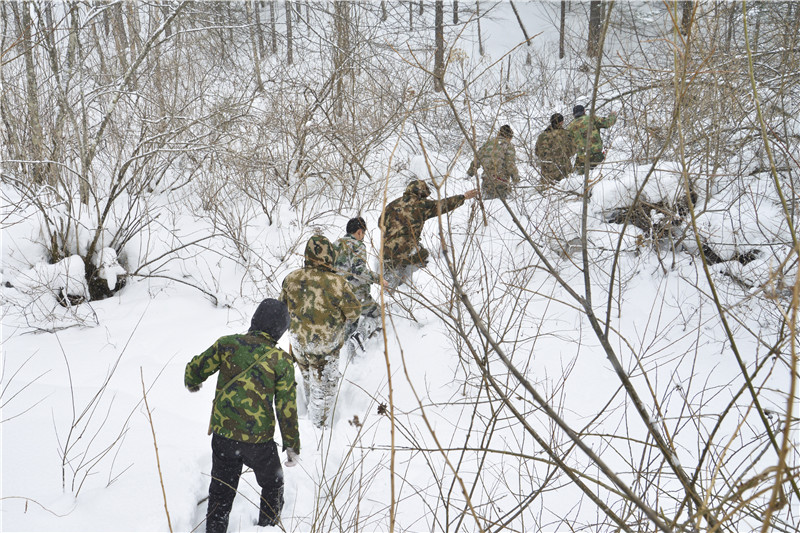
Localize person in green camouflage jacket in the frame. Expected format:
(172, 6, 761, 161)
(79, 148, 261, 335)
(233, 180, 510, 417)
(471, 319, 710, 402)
(467, 124, 520, 199)
(280, 235, 361, 427)
(567, 105, 617, 173)
(380, 180, 478, 288)
(535, 113, 576, 187)
(184, 298, 299, 533)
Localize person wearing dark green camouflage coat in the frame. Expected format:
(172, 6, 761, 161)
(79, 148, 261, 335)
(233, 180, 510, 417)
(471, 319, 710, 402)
(185, 298, 299, 532)
(280, 235, 361, 427)
(380, 180, 478, 288)
(567, 105, 617, 172)
(535, 113, 576, 186)
(467, 124, 520, 199)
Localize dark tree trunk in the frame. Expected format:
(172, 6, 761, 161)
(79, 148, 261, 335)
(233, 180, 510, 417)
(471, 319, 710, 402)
(270, 1, 277, 55)
(476, 0, 483, 56)
(285, 0, 293, 65)
(559, 0, 566, 58)
(681, 1, 693, 36)
(588, 0, 602, 58)
(434, 0, 444, 92)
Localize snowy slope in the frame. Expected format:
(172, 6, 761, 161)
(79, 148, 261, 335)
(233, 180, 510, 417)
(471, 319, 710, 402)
(2, 2, 798, 533)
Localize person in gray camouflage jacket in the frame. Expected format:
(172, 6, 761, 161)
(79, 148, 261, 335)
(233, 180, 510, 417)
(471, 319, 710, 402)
(280, 235, 361, 427)
(185, 298, 299, 532)
(467, 124, 520, 199)
(380, 180, 477, 288)
(334, 217, 388, 350)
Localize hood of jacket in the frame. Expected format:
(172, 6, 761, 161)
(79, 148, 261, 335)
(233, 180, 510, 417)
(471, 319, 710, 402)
(303, 235, 336, 272)
(403, 179, 431, 200)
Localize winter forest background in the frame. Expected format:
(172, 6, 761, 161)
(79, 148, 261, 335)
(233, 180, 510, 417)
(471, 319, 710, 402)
(2, 1, 799, 532)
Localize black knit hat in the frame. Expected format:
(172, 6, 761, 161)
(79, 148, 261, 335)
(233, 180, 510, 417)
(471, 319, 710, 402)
(550, 113, 564, 128)
(250, 298, 290, 340)
(499, 124, 513, 138)
(573, 105, 585, 118)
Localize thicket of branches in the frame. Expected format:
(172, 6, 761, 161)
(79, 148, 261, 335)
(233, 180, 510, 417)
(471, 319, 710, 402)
(2, 2, 798, 532)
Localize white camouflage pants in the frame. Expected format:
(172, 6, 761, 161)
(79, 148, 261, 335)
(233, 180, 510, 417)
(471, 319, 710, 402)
(295, 348, 341, 428)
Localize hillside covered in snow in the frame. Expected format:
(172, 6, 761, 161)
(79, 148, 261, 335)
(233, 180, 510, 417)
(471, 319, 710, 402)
(2, 2, 799, 532)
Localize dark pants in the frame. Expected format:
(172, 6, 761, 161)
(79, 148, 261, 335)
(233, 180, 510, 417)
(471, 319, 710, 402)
(207, 434, 284, 533)
(573, 151, 605, 172)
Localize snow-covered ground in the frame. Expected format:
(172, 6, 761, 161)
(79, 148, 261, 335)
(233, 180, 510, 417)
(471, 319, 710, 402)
(2, 2, 798, 532)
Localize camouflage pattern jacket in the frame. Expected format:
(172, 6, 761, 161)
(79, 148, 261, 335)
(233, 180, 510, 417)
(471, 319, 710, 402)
(534, 127, 576, 183)
(280, 236, 361, 354)
(184, 330, 300, 451)
(380, 180, 465, 269)
(334, 233, 379, 304)
(468, 135, 519, 182)
(567, 113, 617, 159)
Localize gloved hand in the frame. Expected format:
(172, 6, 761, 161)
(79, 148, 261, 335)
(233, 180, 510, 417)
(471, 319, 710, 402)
(284, 448, 299, 467)
(186, 383, 202, 393)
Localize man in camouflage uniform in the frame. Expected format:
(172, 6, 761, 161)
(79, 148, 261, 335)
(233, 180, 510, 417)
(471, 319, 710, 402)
(467, 124, 520, 199)
(334, 217, 388, 353)
(185, 298, 299, 533)
(535, 113, 576, 187)
(380, 180, 478, 288)
(280, 235, 361, 427)
(568, 104, 617, 173)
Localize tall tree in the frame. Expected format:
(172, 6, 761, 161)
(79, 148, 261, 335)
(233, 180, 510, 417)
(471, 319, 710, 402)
(560, 0, 566, 58)
(333, 1, 351, 115)
(434, 0, 444, 92)
(476, 0, 484, 56)
(16, 1, 48, 185)
(509, 0, 532, 65)
(254, 0, 265, 55)
(588, 1, 602, 57)
(270, 1, 277, 55)
(285, 0, 293, 65)
(681, 1, 693, 36)
(247, 0, 264, 91)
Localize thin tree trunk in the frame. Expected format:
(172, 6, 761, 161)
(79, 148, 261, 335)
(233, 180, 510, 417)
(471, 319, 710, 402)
(476, 0, 483, 56)
(285, 0, 293, 65)
(434, 0, 444, 92)
(509, 0, 531, 65)
(2, 3, 23, 175)
(381, 1, 387, 22)
(753, 1, 761, 51)
(270, 1, 277, 54)
(559, 0, 566, 58)
(126, 3, 141, 58)
(66, 2, 80, 71)
(588, 0, 602, 57)
(409, 1, 413, 30)
(681, 1, 693, 36)
(111, 3, 130, 72)
(246, 1, 264, 91)
(333, 1, 350, 116)
(160, 1, 172, 38)
(18, 1, 47, 185)
(453, 1, 458, 24)
(726, 1, 735, 52)
(254, 0, 264, 55)
(90, 6, 107, 79)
